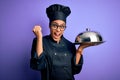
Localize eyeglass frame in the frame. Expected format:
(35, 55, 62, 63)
(50, 23, 66, 31)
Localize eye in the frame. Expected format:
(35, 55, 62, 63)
(51, 23, 56, 26)
(60, 25, 66, 29)
(51, 23, 58, 29)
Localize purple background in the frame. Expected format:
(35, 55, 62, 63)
(0, 0, 120, 80)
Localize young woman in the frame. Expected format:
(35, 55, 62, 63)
(30, 4, 90, 80)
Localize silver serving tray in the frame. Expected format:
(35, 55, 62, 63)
(74, 41, 105, 46)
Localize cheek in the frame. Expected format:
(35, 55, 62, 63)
(61, 31, 64, 35)
(50, 28, 53, 32)
(50, 29, 55, 35)
(50, 29, 64, 35)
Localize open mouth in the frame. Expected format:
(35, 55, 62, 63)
(53, 32, 61, 38)
(54, 32, 61, 36)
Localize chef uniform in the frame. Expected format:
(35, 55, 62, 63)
(30, 4, 83, 80)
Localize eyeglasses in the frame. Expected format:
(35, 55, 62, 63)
(50, 23, 66, 31)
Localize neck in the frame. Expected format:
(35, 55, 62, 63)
(50, 35, 61, 44)
(53, 38, 61, 44)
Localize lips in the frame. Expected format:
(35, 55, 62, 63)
(53, 32, 61, 39)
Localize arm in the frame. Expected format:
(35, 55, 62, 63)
(76, 46, 83, 64)
(30, 25, 46, 70)
(72, 44, 83, 75)
(73, 44, 93, 74)
(32, 25, 43, 57)
(76, 43, 94, 64)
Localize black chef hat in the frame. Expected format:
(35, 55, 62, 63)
(46, 4, 71, 23)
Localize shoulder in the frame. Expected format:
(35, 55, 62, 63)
(32, 35, 50, 42)
(42, 35, 52, 46)
(63, 37, 76, 52)
(62, 36, 74, 46)
(43, 35, 50, 38)
(43, 35, 50, 41)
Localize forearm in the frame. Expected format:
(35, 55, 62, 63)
(36, 36, 43, 57)
(76, 48, 83, 64)
(30, 48, 46, 70)
(72, 49, 83, 74)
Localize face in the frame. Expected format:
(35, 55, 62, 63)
(49, 20, 66, 42)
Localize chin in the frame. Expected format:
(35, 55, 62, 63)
(53, 35, 61, 40)
(54, 36, 61, 40)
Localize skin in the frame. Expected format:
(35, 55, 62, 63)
(49, 20, 65, 43)
(32, 20, 92, 64)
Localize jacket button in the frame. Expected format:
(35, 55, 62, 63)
(64, 53, 67, 56)
(54, 53, 57, 55)
(37, 62, 39, 64)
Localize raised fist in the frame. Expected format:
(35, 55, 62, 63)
(32, 25, 42, 38)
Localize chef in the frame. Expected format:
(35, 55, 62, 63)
(30, 4, 89, 80)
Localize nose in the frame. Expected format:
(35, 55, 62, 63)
(56, 27, 61, 31)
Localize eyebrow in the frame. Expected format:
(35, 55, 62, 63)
(51, 22, 65, 26)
